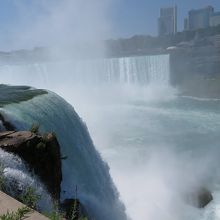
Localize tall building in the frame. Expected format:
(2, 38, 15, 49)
(210, 12, 220, 27)
(158, 6, 177, 36)
(188, 6, 214, 30)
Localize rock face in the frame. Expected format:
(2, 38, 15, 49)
(186, 187, 213, 208)
(0, 131, 62, 200)
(197, 188, 213, 208)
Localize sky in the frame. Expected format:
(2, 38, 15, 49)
(0, 0, 219, 50)
(111, 0, 220, 37)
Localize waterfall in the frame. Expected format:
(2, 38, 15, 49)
(0, 55, 171, 219)
(0, 148, 53, 211)
(0, 86, 126, 220)
(0, 54, 170, 88)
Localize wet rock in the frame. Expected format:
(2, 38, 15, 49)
(0, 130, 62, 201)
(186, 187, 213, 208)
(197, 188, 213, 208)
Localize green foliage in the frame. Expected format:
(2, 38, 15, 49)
(0, 206, 32, 220)
(0, 164, 40, 211)
(45, 210, 62, 220)
(0, 162, 88, 220)
(44, 202, 62, 220)
(45, 201, 88, 220)
(69, 199, 78, 220)
(30, 123, 40, 134)
(19, 187, 41, 209)
(45, 211, 88, 220)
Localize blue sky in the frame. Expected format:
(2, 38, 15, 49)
(111, 0, 220, 37)
(0, 1, 219, 50)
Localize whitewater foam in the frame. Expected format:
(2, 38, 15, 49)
(0, 149, 53, 211)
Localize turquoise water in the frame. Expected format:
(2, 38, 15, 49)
(73, 94, 220, 220)
(1, 91, 126, 220)
(1, 54, 220, 219)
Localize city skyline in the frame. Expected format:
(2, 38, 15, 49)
(158, 6, 177, 36)
(0, 1, 219, 50)
(112, 0, 220, 37)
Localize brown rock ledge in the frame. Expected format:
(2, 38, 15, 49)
(0, 130, 62, 201)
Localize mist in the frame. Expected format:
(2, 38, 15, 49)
(72, 91, 220, 220)
(2, 0, 114, 57)
(0, 1, 220, 220)
(1, 53, 220, 220)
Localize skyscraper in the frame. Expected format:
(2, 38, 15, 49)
(158, 6, 177, 36)
(188, 6, 214, 30)
(210, 11, 220, 27)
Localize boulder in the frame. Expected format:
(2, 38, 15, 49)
(0, 130, 62, 201)
(186, 187, 213, 208)
(197, 188, 213, 208)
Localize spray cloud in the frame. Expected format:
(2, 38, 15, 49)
(2, 0, 114, 56)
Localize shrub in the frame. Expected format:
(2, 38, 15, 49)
(19, 187, 41, 209)
(0, 206, 32, 220)
(30, 123, 40, 134)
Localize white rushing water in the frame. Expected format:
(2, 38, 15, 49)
(0, 148, 53, 211)
(1, 92, 126, 220)
(0, 54, 170, 87)
(1, 54, 220, 220)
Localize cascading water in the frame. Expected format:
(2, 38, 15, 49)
(0, 54, 170, 88)
(0, 86, 126, 220)
(0, 54, 173, 220)
(0, 148, 53, 211)
(1, 54, 219, 220)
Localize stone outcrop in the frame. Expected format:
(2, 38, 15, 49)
(0, 130, 62, 201)
(186, 187, 213, 208)
(197, 188, 213, 208)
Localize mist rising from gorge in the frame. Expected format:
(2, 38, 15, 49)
(1, 0, 116, 59)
